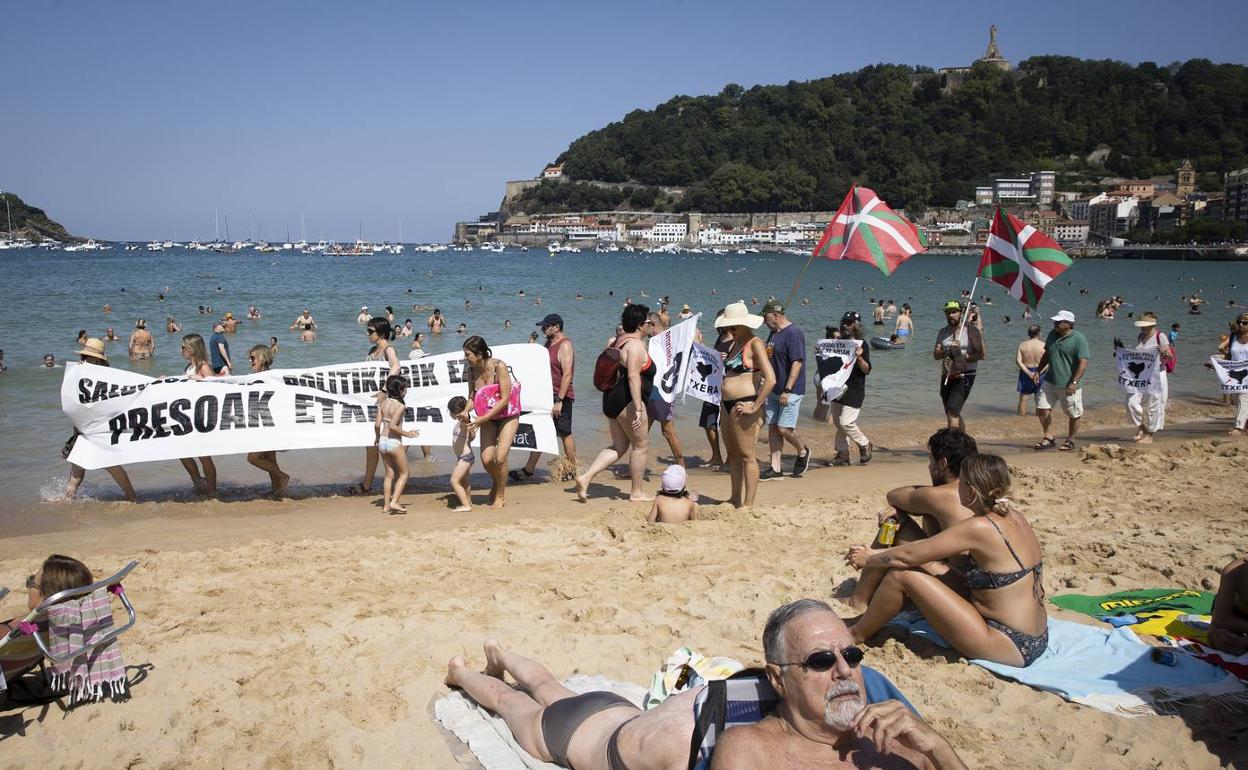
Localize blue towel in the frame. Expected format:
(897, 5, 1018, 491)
(887, 613, 1248, 716)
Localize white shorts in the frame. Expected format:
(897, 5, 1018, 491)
(1036, 382, 1084, 418)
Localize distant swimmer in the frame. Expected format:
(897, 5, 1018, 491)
(428, 309, 446, 334)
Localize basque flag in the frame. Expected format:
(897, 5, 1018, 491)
(812, 185, 926, 276)
(978, 207, 1072, 309)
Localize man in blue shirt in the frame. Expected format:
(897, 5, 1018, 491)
(761, 300, 810, 479)
(209, 320, 232, 375)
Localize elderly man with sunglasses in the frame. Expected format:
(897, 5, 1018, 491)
(711, 599, 966, 770)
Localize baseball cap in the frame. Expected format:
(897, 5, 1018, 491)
(942, 300, 963, 312)
(1050, 310, 1076, 323)
(661, 464, 687, 493)
(841, 310, 861, 324)
(536, 313, 564, 329)
(761, 299, 784, 315)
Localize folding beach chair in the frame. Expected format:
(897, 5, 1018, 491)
(1, 561, 139, 704)
(685, 665, 917, 770)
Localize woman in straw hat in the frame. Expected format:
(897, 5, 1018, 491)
(62, 339, 138, 502)
(1124, 311, 1173, 443)
(715, 301, 776, 510)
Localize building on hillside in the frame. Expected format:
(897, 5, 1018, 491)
(1053, 219, 1089, 244)
(1176, 159, 1196, 198)
(1225, 168, 1248, 226)
(648, 222, 688, 243)
(1020, 209, 1059, 236)
(1111, 180, 1157, 198)
(542, 164, 564, 179)
(1137, 192, 1184, 232)
(983, 171, 1055, 206)
(974, 186, 993, 205)
(934, 25, 1013, 93)
(1088, 196, 1139, 238)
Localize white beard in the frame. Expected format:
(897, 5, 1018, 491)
(823, 681, 864, 732)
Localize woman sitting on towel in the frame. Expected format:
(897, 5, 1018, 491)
(2, 555, 93, 633)
(845, 454, 1048, 667)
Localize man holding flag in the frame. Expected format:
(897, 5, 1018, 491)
(933, 301, 986, 431)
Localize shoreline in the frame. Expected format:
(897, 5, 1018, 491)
(0, 408, 1244, 767)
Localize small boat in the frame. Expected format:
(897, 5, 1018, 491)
(870, 336, 906, 350)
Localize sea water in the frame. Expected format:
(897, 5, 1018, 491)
(0, 246, 1241, 513)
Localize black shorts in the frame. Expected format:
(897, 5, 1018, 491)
(698, 400, 720, 428)
(553, 397, 573, 437)
(940, 374, 975, 416)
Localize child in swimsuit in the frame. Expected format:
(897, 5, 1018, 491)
(375, 375, 420, 514)
(647, 465, 699, 523)
(447, 396, 475, 512)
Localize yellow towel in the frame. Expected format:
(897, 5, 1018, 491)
(1132, 610, 1210, 643)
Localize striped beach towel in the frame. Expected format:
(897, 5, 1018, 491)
(46, 587, 127, 704)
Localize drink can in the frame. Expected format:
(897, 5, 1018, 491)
(1150, 648, 1178, 667)
(877, 519, 898, 547)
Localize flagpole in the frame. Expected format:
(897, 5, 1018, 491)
(783, 250, 819, 309)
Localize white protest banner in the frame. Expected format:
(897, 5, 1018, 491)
(648, 314, 700, 404)
(61, 344, 555, 470)
(683, 341, 724, 405)
(1114, 349, 1162, 395)
(1209, 357, 1248, 394)
(813, 338, 862, 403)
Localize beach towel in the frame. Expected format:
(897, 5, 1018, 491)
(887, 613, 1248, 717)
(1051, 588, 1213, 618)
(1166, 639, 1248, 681)
(433, 675, 646, 770)
(1129, 611, 1211, 643)
(45, 587, 128, 705)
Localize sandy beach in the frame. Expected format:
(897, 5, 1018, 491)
(1, 397, 1246, 768)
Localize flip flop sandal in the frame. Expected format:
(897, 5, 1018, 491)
(1033, 438, 1057, 450)
(1058, 440, 1076, 451)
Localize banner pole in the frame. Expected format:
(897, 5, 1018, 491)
(942, 275, 979, 387)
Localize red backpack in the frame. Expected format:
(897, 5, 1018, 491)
(1158, 333, 1176, 373)
(593, 343, 625, 392)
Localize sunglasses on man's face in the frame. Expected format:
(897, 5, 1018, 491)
(774, 646, 864, 672)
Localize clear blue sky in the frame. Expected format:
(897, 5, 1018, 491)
(3, 0, 1246, 242)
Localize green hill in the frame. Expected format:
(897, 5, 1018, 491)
(0, 192, 78, 241)
(514, 57, 1247, 214)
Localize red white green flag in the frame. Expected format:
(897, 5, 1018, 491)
(813, 185, 926, 276)
(978, 208, 1072, 309)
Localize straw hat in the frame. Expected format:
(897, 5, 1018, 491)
(1133, 311, 1159, 327)
(714, 301, 764, 329)
(76, 338, 108, 362)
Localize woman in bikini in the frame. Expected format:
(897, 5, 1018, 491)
(715, 302, 776, 510)
(575, 304, 656, 503)
(375, 375, 420, 514)
(845, 453, 1048, 667)
(464, 335, 520, 509)
(178, 334, 218, 496)
(355, 318, 403, 495)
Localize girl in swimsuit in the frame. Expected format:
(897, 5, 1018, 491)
(178, 334, 218, 496)
(244, 344, 290, 498)
(464, 335, 519, 509)
(356, 318, 404, 495)
(715, 302, 776, 510)
(576, 304, 656, 503)
(846, 453, 1048, 666)
(375, 375, 420, 514)
(447, 396, 476, 512)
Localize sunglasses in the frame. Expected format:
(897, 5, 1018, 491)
(248, 355, 258, 362)
(774, 646, 864, 672)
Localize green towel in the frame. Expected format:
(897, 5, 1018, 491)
(1051, 588, 1214, 617)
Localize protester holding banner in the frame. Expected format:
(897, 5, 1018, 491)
(577, 304, 655, 503)
(827, 311, 872, 466)
(715, 302, 776, 510)
(355, 318, 405, 495)
(517, 313, 577, 482)
(697, 322, 732, 470)
(244, 344, 290, 498)
(645, 312, 685, 468)
(1211, 312, 1248, 435)
(464, 336, 520, 509)
(62, 339, 137, 503)
(178, 333, 218, 496)
(1122, 311, 1173, 443)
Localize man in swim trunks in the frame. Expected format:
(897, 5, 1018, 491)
(711, 600, 966, 770)
(429, 308, 446, 334)
(1015, 324, 1044, 416)
(446, 639, 702, 770)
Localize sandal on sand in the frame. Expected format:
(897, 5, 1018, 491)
(1058, 439, 1076, 451)
(1033, 438, 1057, 450)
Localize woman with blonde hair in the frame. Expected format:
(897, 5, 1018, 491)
(244, 344, 289, 497)
(715, 301, 776, 510)
(846, 453, 1048, 667)
(178, 333, 218, 496)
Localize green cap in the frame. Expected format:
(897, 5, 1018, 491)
(942, 300, 963, 312)
(761, 299, 785, 315)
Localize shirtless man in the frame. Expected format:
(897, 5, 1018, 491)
(222, 312, 240, 333)
(357, 306, 370, 325)
(446, 639, 702, 770)
(846, 428, 978, 610)
(290, 308, 317, 332)
(428, 308, 446, 334)
(128, 319, 155, 360)
(1015, 324, 1045, 416)
(711, 600, 965, 770)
